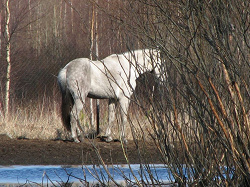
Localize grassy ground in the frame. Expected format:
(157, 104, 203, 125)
(0, 98, 153, 141)
(0, 102, 65, 140)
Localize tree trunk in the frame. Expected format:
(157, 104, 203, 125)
(89, 1, 100, 135)
(95, 3, 100, 135)
(89, 3, 95, 130)
(5, 0, 11, 118)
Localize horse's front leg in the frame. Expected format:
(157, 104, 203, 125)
(119, 97, 130, 144)
(105, 99, 116, 142)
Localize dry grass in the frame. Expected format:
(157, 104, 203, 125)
(0, 97, 155, 141)
(0, 99, 68, 140)
(0, 97, 192, 142)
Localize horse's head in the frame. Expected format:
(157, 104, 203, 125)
(143, 49, 166, 84)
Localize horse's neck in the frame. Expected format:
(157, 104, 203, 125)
(133, 53, 153, 75)
(107, 50, 154, 77)
(123, 50, 148, 69)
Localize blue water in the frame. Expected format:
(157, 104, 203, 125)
(0, 164, 174, 185)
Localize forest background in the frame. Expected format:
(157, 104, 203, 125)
(0, 0, 136, 139)
(0, 0, 249, 185)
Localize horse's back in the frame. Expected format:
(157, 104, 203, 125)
(66, 58, 91, 78)
(102, 53, 127, 65)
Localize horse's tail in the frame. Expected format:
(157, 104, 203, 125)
(58, 68, 73, 131)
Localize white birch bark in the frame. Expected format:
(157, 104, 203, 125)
(89, 3, 95, 130)
(5, 0, 11, 117)
(95, 3, 100, 134)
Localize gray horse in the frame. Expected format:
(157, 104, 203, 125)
(58, 49, 161, 143)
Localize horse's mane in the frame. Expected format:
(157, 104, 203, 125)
(123, 49, 158, 67)
(105, 49, 158, 68)
(108, 49, 155, 58)
(122, 49, 153, 58)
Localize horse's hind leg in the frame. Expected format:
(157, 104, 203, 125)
(70, 98, 84, 143)
(105, 99, 116, 142)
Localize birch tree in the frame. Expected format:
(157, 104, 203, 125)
(89, 3, 95, 131)
(95, 3, 100, 135)
(4, 0, 11, 117)
(89, 2, 100, 134)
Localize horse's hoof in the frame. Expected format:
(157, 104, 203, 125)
(100, 136, 113, 143)
(122, 139, 128, 145)
(105, 136, 113, 143)
(74, 139, 81, 143)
